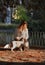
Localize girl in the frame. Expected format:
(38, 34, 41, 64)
(22, 21, 29, 50)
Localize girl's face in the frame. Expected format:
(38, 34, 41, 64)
(23, 24, 27, 30)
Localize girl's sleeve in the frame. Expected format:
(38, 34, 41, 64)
(25, 29, 29, 40)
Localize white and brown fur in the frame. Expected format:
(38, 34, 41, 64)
(4, 41, 24, 51)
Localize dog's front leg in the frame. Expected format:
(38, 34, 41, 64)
(11, 41, 17, 51)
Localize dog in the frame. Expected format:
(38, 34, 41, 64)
(4, 41, 24, 51)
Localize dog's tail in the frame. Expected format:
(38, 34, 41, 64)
(4, 44, 10, 48)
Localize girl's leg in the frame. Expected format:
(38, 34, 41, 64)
(24, 41, 29, 50)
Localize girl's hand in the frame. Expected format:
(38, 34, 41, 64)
(16, 37, 20, 40)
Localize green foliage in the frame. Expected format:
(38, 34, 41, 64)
(12, 5, 29, 21)
(28, 19, 45, 31)
(0, 23, 18, 29)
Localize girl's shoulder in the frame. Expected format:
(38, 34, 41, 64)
(26, 28, 28, 31)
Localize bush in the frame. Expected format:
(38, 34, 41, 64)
(12, 5, 29, 21)
(0, 23, 18, 29)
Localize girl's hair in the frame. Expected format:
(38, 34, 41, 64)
(18, 20, 27, 29)
(20, 20, 27, 26)
(19, 24, 22, 28)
